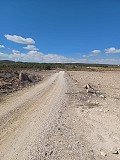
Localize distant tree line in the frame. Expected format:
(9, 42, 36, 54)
(0, 61, 119, 71)
(0, 62, 65, 70)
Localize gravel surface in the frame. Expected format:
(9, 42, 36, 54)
(68, 71, 120, 160)
(0, 71, 120, 160)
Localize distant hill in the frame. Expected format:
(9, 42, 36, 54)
(0, 60, 16, 64)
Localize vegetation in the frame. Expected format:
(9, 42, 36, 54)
(0, 60, 120, 71)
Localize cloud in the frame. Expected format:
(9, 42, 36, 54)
(0, 52, 9, 58)
(0, 50, 74, 63)
(83, 49, 101, 58)
(23, 45, 39, 51)
(0, 47, 120, 64)
(0, 51, 120, 64)
(4, 34, 35, 44)
(105, 47, 120, 54)
(91, 50, 101, 54)
(83, 53, 98, 58)
(43, 54, 74, 63)
(0, 45, 5, 48)
(12, 50, 21, 54)
(88, 59, 120, 64)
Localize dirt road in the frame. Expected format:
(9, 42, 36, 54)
(0, 71, 93, 160)
(0, 71, 67, 159)
(1, 70, 120, 160)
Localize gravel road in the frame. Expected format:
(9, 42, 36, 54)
(1, 71, 119, 160)
(0, 71, 65, 159)
(0, 71, 94, 160)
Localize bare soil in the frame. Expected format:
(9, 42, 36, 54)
(67, 71, 120, 159)
(0, 70, 120, 160)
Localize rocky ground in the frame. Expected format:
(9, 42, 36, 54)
(0, 70, 120, 160)
(0, 70, 56, 101)
(67, 71, 120, 159)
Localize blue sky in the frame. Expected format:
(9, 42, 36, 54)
(0, 0, 120, 64)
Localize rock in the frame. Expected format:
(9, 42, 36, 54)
(84, 110, 89, 113)
(96, 91, 100, 93)
(95, 100, 99, 105)
(104, 109, 109, 113)
(87, 88, 96, 94)
(19, 72, 32, 82)
(93, 93, 97, 96)
(50, 150, 53, 155)
(28, 74, 40, 83)
(68, 145, 72, 148)
(75, 83, 78, 85)
(45, 152, 47, 156)
(85, 84, 91, 89)
(99, 109, 103, 112)
(100, 151, 107, 156)
(112, 148, 119, 154)
(100, 95, 105, 98)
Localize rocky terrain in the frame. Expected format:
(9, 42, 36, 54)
(0, 70, 120, 160)
(0, 70, 56, 101)
(67, 71, 120, 159)
(0, 70, 40, 94)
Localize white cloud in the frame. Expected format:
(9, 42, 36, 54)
(4, 34, 35, 44)
(0, 45, 5, 48)
(0, 48, 120, 64)
(88, 59, 120, 64)
(83, 49, 100, 58)
(23, 45, 39, 51)
(0, 52, 9, 58)
(76, 58, 120, 64)
(0, 51, 120, 64)
(105, 47, 120, 54)
(12, 50, 21, 55)
(43, 54, 74, 63)
(0, 50, 74, 63)
(91, 50, 101, 54)
(83, 53, 98, 58)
